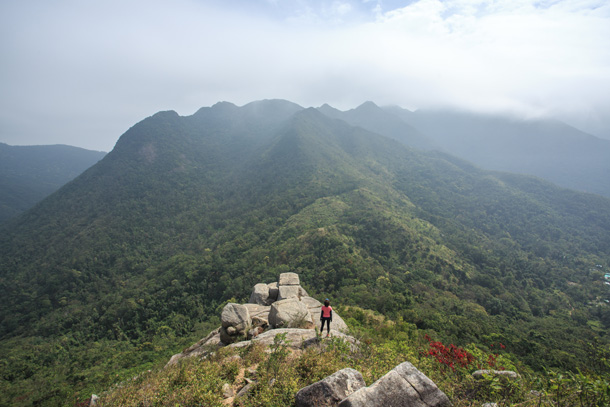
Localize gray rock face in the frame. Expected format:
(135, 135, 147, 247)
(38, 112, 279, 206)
(243, 303, 271, 318)
(268, 298, 314, 329)
(473, 370, 520, 380)
(279, 272, 300, 286)
(165, 329, 222, 367)
(168, 327, 359, 366)
(338, 362, 451, 407)
(221, 303, 251, 330)
(301, 296, 321, 308)
(278, 285, 301, 300)
(249, 283, 271, 305)
(228, 328, 358, 350)
(295, 368, 366, 407)
(220, 303, 251, 344)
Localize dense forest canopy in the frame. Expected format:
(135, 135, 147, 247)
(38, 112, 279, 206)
(0, 100, 609, 406)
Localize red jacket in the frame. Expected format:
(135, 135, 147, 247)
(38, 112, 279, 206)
(321, 305, 332, 319)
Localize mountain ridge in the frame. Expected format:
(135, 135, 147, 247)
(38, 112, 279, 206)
(317, 101, 436, 151)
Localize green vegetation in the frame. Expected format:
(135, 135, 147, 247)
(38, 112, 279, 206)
(1, 100, 609, 405)
(98, 307, 610, 406)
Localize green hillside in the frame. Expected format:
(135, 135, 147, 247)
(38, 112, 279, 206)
(0, 143, 106, 223)
(0, 100, 609, 406)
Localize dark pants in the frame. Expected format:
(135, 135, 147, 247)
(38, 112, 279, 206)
(320, 317, 331, 334)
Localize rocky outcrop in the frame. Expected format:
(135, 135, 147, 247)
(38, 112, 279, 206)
(337, 362, 451, 407)
(166, 272, 351, 366)
(295, 368, 366, 407)
(228, 328, 358, 351)
(243, 272, 346, 333)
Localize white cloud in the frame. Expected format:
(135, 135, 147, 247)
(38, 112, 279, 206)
(1, 0, 609, 150)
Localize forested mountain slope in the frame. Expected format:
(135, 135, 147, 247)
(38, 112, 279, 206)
(1, 100, 609, 406)
(0, 143, 106, 222)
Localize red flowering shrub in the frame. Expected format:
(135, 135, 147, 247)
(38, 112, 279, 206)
(424, 334, 475, 371)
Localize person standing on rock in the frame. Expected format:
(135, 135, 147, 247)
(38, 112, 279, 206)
(320, 299, 332, 337)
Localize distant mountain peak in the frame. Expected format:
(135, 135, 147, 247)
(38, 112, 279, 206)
(355, 101, 380, 110)
(243, 99, 302, 108)
(151, 110, 179, 118)
(212, 101, 238, 108)
(316, 103, 342, 118)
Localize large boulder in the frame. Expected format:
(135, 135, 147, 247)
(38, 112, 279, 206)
(279, 272, 300, 286)
(301, 296, 322, 308)
(249, 283, 271, 305)
(220, 303, 251, 344)
(269, 298, 314, 329)
(278, 285, 301, 300)
(295, 368, 366, 407)
(338, 362, 451, 407)
(221, 303, 251, 330)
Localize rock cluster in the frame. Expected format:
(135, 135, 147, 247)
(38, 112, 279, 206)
(166, 272, 349, 367)
(295, 362, 451, 407)
(338, 362, 451, 407)
(220, 272, 347, 345)
(295, 368, 366, 407)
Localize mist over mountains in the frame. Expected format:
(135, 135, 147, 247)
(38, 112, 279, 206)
(1, 99, 609, 406)
(319, 101, 610, 197)
(402, 108, 610, 197)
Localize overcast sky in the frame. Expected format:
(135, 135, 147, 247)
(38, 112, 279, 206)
(1, 0, 609, 151)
